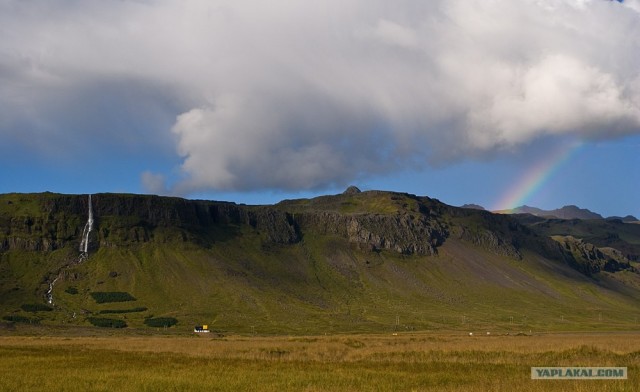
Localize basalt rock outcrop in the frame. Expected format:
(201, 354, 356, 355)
(552, 235, 634, 275)
(0, 193, 301, 251)
(295, 212, 446, 255)
(1, 192, 447, 256)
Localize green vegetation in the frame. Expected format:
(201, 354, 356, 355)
(99, 307, 147, 314)
(20, 304, 53, 312)
(0, 333, 637, 391)
(1, 229, 639, 334)
(278, 190, 423, 215)
(144, 317, 178, 328)
(64, 286, 78, 295)
(90, 292, 137, 304)
(87, 317, 127, 328)
(0, 193, 49, 216)
(2, 315, 38, 324)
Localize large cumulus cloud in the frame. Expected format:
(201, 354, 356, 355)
(1, 0, 639, 193)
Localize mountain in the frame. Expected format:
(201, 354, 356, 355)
(606, 215, 639, 223)
(1, 190, 639, 334)
(460, 204, 485, 211)
(494, 205, 604, 220)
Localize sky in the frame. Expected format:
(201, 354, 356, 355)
(1, 0, 639, 218)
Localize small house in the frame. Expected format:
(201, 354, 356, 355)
(194, 325, 210, 333)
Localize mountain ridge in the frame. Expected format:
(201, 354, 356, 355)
(494, 204, 604, 220)
(492, 204, 638, 222)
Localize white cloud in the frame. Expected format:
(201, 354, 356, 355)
(370, 19, 420, 49)
(1, 0, 639, 192)
(141, 171, 167, 195)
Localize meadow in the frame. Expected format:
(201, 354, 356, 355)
(0, 329, 638, 391)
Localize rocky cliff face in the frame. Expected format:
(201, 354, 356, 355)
(1, 192, 448, 256)
(455, 227, 522, 259)
(0, 195, 83, 252)
(0, 193, 301, 252)
(447, 207, 540, 260)
(552, 235, 634, 275)
(296, 212, 447, 255)
(2, 191, 632, 277)
(1, 191, 452, 256)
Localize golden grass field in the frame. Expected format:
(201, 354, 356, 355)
(0, 329, 638, 391)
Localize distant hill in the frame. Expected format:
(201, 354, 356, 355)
(1, 190, 639, 334)
(460, 204, 485, 211)
(494, 205, 603, 220)
(606, 215, 639, 223)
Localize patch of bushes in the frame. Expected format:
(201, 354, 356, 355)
(90, 292, 136, 304)
(20, 303, 53, 312)
(144, 317, 178, 328)
(65, 286, 79, 295)
(99, 307, 148, 314)
(2, 315, 39, 324)
(87, 317, 127, 328)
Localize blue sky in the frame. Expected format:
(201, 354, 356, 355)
(1, 0, 639, 218)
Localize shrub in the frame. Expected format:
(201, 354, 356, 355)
(87, 317, 127, 328)
(99, 307, 148, 314)
(65, 286, 79, 295)
(20, 303, 53, 312)
(2, 315, 39, 324)
(90, 292, 136, 304)
(144, 317, 178, 328)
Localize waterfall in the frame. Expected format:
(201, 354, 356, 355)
(46, 276, 60, 304)
(46, 194, 94, 305)
(79, 194, 94, 256)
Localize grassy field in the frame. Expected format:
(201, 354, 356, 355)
(0, 329, 638, 391)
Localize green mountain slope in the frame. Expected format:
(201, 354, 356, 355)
(1, 190, 639, 334)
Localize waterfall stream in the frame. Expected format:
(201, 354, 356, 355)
(78, 194, 94, 262)
(46, 194, 93, 305)
(46, 276, 60, 305)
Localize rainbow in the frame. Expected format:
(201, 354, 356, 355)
(492, 141, 583, 212)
